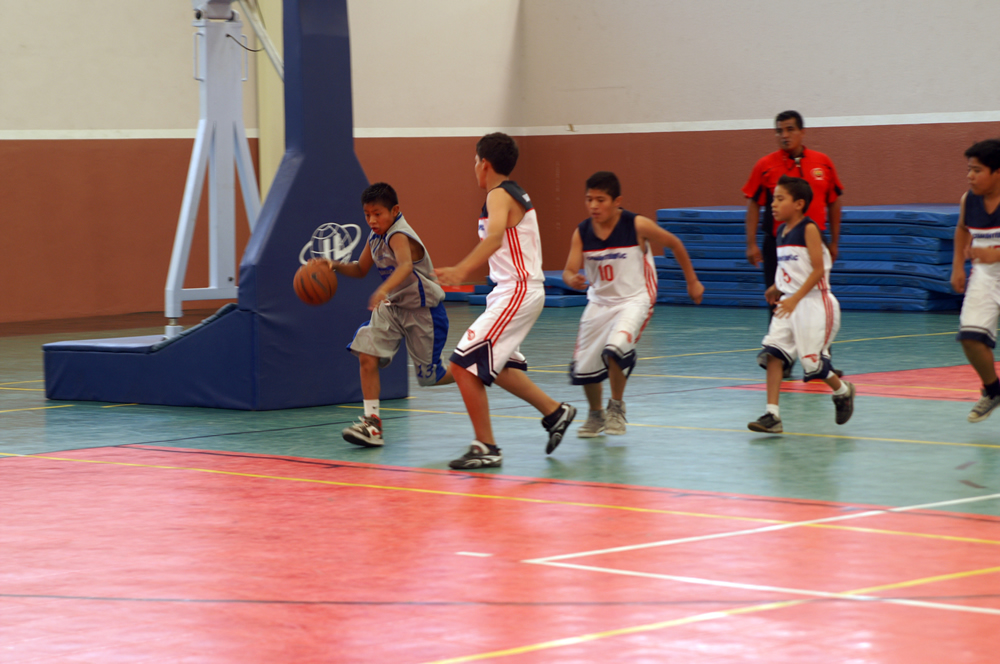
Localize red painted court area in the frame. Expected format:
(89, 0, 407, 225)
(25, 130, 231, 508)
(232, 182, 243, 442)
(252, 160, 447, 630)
(726, 364, 988, 401)
(3, 446, 1000, 663)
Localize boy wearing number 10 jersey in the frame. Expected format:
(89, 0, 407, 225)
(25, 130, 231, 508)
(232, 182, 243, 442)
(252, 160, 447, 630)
(562, 171, 704, 437)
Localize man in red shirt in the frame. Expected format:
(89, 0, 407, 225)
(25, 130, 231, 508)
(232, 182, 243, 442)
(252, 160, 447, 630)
(743, 111, 844, 298)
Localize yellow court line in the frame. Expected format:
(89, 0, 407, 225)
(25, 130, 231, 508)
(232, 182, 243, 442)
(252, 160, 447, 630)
(341, 404, 1000, 450)
(0, 386, 45, 392)
(0, 380, 44, 386)
(0, 405, 74, 414)
(101, 403, 138, 409)
(4, 451, 999, 546)
(531, 331, 957, 368)
(423, 564, 1000, 663)
(624, 421, 1000, 450)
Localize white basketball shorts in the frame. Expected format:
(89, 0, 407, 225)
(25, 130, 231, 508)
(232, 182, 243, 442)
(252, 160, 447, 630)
(570, 298, 653, 384)
(450, 281, 545, 386)
(958, 266, 1000, 349)
(758, 289, 841, 381)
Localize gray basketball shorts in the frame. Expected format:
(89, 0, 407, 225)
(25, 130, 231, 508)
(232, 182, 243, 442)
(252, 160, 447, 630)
(348, 301, 449, 386)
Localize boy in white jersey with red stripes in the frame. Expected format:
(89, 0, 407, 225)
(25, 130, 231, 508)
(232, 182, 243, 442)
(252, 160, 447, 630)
(562, 172, 704, 436)
(436, 133, 576, 469)
(748, 175, 855, 434)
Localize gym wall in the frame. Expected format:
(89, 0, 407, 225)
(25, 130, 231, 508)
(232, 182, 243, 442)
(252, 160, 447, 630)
(3, 0, 998, 323)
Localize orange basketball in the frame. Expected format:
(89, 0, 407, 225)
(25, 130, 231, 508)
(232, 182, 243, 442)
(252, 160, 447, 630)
(294, 259, 338, 305)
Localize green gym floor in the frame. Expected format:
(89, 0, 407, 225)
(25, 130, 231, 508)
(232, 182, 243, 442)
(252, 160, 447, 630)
(3, 303, 996, 511)
(3, 303, 1000, 662)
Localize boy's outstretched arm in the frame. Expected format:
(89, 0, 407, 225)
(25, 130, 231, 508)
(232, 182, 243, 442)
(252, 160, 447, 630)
(328, 238, 374, 279)
(773, 223, 825, 318)
(561, 229, 588, 291)
(952, 192, 970, 294)
(435, 189, 513, 286)
(635, 216, 704, 304)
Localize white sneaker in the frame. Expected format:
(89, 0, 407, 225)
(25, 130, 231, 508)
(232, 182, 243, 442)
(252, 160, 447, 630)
(605, 400, 626, 435)
(342, 415, 383, 447)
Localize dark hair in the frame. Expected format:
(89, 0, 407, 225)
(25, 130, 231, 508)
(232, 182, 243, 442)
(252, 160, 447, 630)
(965, 139, 1000, 172)
(776, 175, 813, 211)
(361, 182, 398, 209)
(476, 132, 519, 175)
(585, 171, 621, 199)
(775, 110, 804, 130)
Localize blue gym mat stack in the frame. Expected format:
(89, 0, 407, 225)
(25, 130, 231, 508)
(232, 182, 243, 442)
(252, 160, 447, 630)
(655, 205, 963, 311)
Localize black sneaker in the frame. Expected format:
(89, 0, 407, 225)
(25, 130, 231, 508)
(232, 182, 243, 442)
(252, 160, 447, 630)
(969, 391, 1000, 423)
(833, 381, 855, 425)
(544, 403, 577, 454)
(449, 441, 502, 469)
(748, 412, 783, 433)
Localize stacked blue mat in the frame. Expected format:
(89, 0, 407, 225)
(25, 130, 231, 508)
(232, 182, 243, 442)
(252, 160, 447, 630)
(655, 205, 963, 312)
(464, 274, 588, 307)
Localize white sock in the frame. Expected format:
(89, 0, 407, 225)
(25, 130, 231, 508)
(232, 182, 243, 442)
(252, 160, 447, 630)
(832, 383, 849, 396)
(766, 404, 780, 418)
(364, 400, 380, 419)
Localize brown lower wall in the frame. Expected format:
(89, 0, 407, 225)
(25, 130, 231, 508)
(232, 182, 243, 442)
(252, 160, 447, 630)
(2, 121, 998, 323)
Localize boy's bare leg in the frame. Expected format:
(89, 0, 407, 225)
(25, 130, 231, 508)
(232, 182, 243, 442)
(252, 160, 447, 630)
(608, 358, 627, 402)
(766, 355, 784, 406)
(494, 367, 561, 416)
(452, 364, 495, 446)
(434, 364, 455, 386)
(583, 382, 603, 411)
(359, 353, 380, 401)
(822, 373, 844, 392)
(961, 339, 999, 386)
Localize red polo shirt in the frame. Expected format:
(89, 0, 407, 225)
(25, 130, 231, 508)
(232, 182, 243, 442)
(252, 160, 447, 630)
(742, 147, 844, 236)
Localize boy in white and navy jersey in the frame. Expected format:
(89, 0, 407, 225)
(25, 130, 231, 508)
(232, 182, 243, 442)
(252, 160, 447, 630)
(952, 139, 1000, 423)
(562, 171, 703, 437)
(329, 183, 454, 448)
(748, 175, 855, 434)
(435, 133, 575, 469)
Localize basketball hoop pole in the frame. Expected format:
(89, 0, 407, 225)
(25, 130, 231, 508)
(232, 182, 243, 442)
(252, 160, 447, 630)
(165, 0, 261, 338)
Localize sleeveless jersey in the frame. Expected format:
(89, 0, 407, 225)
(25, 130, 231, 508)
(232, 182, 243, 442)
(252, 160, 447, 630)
(774, 218, 832, 296)
(368, 213, 445, 308)
(964, 191, 1000, 280)
(478, 181, 544, 285)
(578, 210, 657, 306)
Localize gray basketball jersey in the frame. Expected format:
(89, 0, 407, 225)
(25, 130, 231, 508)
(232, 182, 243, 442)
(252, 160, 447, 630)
(368, 214, 445, 309)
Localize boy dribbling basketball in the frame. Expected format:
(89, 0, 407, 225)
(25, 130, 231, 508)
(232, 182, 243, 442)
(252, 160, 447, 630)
(331, 182, 453, 447)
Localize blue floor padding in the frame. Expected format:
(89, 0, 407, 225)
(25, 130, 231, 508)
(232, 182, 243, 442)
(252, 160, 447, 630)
(443, 291, 471, 302)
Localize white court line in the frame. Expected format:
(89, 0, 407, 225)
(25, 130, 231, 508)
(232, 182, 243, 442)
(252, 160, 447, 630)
(532, 561, 1000, 617)
(524, 492, 1000, 564)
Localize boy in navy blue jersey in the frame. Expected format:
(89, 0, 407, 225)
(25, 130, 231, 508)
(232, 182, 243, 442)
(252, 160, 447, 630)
(952, 139, 1000, 422)
(562, 172, 703, 437)
(748, 175, 854, 434)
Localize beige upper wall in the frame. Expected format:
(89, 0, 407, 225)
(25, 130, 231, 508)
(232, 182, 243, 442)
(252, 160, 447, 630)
(347, 0, 522, 131)
(0, 0, 257, 132)
(347, 0, 1000, 132)
(3, 1, 996, 134)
